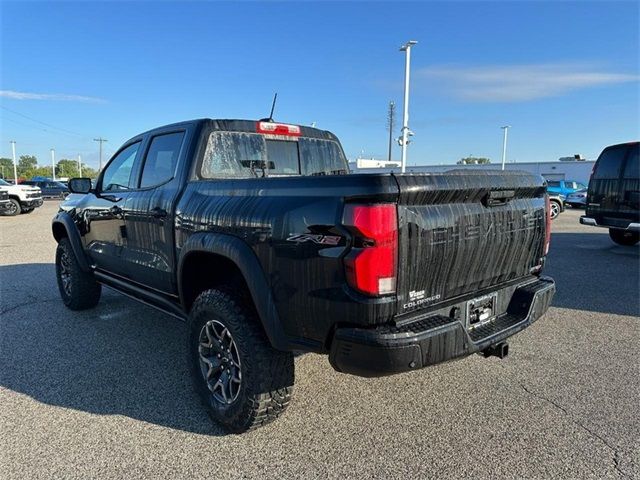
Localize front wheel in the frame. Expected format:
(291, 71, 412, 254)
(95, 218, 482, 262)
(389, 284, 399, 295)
(188, 289, 294, 433)
(609, 228, 639, 246)
(3, 198, 21, 216)
(55, 238, 102, 310)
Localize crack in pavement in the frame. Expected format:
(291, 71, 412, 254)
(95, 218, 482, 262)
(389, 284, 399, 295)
(518, 382, 628, 478)
(0, 297, 59, 316)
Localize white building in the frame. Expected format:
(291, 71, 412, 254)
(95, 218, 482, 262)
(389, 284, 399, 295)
(353, 158, 402, 169)
(349, 160, 596, 185)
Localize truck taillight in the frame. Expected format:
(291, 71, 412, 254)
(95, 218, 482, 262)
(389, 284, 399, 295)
(544, 194, 552, 255)
(256, 121, 301, 136)
(343, 204, 398, 296)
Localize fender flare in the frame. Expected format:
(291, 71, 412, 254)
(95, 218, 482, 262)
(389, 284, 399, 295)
(52, 211, 91, 272)
(177, 232, 289, 351)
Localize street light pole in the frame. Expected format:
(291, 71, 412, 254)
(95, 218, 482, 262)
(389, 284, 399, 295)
(399, 40, 417, 174)
(94, 137, 108, 171)
(387, 101, 396, 162)
(51, 149, 56, 181)
(10, 141, 18, 183)
(501, 126, 510, 171)
(78, 154, 82, 177)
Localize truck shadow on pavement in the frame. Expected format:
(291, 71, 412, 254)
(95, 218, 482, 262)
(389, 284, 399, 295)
(0, 263, 227, 436)
(0, 232, 637, 434)
(546, 232, 639, 316)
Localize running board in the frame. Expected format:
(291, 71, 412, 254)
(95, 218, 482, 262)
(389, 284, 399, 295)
(93, 271, 187, 321)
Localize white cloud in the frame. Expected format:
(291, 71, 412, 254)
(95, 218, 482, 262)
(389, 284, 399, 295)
(418, 63, 639, 102)
(0, 90, 105, 103)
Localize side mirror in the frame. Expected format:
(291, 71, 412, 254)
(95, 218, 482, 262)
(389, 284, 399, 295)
(68, 177, 92, 194)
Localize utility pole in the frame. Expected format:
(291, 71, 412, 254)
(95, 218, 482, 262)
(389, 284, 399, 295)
(78, 154, 82, 177)
(94, 137, 108, 170)
(10, 141, 18, 183)
(501, 126, 511, 171)
(399, 40, 417, 173)
(387, 101, 396, 162)
(51, 149, 56, 181)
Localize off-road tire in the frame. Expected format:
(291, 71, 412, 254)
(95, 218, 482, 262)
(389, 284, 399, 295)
(188, 289, 294, 433)
(4, 198, 21, 216)
(55, 237, 102, 310)
(609, 228, 639, 246)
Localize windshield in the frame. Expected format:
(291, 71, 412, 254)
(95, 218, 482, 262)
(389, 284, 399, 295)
(0, 179, 10, 186)
(200, 132, 349, 179)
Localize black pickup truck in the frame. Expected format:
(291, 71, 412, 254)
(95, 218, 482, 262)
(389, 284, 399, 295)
(52, 119, 555, 432)
(580, 141, 639, 245)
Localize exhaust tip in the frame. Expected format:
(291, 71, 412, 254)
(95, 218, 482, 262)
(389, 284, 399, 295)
(482, 342, 509, 359)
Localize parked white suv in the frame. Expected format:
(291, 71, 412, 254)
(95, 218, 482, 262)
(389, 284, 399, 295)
(0, 179, 43, 216)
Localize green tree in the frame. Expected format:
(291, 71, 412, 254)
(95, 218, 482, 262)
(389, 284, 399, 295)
(0, 158, 14, 179)
(457, 156, 491, 165)
(55, 159, 98, 179)
(17, 155, 44, 179)
(32, 166, 55, 178)
(81, 166, 99, 179)
(56, 159, 80, 178)
(17, 155, 38, 177)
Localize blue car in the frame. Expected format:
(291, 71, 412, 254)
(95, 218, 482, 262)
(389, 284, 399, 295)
(546, 179, 587, 197)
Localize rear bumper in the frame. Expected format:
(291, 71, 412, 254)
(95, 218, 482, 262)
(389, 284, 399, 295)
(580, 216, 640, 231)
(329, 277, 555, 377)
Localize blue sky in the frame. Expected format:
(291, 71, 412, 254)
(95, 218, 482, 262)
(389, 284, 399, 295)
(1, 1, 638, 170)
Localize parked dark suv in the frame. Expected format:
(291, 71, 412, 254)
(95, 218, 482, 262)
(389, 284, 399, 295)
(22, 180, 69, 199)
(580, 142, 639, 245)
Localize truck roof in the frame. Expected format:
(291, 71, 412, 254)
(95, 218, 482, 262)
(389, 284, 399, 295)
(136, 118, 339, 143)
(602, 141, 639, 150)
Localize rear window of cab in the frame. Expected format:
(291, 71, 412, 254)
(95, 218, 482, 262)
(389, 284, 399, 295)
(200, 131, 349, 179)
(593, 145, 629, 179)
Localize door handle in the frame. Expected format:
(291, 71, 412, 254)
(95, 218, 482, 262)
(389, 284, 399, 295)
(483, 190, 515, 207)
(150, 207, 168, 218)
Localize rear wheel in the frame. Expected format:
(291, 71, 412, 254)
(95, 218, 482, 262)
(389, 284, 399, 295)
(188, 289, 294, 433)
(609, 228, 639, 246)
(549, 200, 561, 220)
(3, 198, 21, 216)
(55, 238, 102, 310)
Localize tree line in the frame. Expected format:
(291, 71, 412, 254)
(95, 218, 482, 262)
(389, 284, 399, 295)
(0, 155, 99, 181)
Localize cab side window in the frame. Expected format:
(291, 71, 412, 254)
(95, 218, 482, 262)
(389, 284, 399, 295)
(623, 145, 639, 179)
(139, 132, 185, 188)
(101, 142, 141, 192)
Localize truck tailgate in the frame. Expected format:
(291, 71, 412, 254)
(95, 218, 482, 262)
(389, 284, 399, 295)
(394, 171, 547, 315)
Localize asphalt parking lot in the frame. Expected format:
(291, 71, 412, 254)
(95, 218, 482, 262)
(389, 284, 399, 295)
(1, 202, 638, 479)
